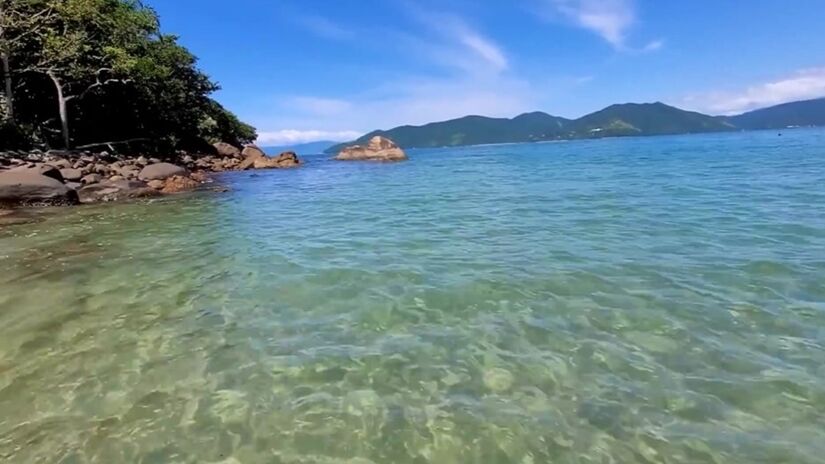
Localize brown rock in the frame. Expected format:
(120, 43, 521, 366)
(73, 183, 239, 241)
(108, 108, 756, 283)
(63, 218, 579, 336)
(214, 142, 242, 158)
(81, 173, 102, 185)
(190, 171, 210, 182)
(160, 175, 200, 194)
(239, 145, 266, 170)
(60, 168, 83, 182)
(335, 136, 407, 161)
(252, 151, 301, 169)
(147, 180, 165, 190)
(0, 172, 79, 206)
(48, 158, 72, 169)
(10, 163, 65, 182)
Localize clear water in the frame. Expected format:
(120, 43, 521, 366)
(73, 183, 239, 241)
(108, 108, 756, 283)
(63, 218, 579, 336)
(1, 130, 825, 463)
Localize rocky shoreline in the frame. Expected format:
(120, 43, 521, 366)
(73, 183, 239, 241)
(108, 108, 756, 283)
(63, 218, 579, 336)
(0, 136, 406, 225)
(0, 143, 301, 209)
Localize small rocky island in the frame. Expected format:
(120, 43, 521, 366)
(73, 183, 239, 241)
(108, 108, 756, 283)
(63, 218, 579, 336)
(0, 144, 300, 208)
(336, 136, 407, 162)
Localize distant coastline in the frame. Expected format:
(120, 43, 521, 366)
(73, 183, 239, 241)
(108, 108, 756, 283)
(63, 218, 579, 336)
(327, 98, 825, 153)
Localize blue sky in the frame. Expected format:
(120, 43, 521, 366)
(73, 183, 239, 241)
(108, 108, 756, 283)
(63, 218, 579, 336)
(149, 0, 825, 144)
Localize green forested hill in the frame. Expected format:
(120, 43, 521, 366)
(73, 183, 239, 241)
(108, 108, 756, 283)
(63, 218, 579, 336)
(565, 102, 734, 138)
(726, 98, 825, 130)
(328, 99, 825, 152)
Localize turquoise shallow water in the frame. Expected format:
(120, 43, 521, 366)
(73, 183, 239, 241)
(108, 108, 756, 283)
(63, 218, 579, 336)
(1, 129, 825, 463)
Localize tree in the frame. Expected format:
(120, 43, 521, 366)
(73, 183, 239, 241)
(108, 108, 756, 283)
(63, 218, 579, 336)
(0, 0, 52, 124)
(26, 0, 158, 148)
(0, 0, 255, 153)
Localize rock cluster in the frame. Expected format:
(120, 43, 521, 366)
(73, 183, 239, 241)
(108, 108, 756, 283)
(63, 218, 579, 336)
(335, 136, 407, 162)
(0, 142, 302, 208)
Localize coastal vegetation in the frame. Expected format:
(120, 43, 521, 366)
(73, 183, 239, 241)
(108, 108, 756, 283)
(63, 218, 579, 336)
(327, 98, 825, 152)
(0, 0, 256, 153)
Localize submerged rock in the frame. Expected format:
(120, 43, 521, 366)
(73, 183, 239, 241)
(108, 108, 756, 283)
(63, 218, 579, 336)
(0, 172, 79, 206)
(78, 179, 160, 203)
(138, 163, 187, 181)
(336, 136, 407, 162)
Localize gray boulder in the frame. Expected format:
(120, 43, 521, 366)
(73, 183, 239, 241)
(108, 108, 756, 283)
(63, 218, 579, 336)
(0, 172, 79, 206)
(138, 163, 187, 181)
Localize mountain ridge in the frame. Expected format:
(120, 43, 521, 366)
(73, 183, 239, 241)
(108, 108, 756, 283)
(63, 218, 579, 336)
(326, 98, 825, 153)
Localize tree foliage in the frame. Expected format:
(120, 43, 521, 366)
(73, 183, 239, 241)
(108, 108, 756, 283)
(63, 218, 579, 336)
(0, 0, 255, 152)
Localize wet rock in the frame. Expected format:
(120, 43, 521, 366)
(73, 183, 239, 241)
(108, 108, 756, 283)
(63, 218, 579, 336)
(336, 136, 407, 161)
(147, 179, 165, 190)
(190, 171, 210, 183)
(78, 179, 160, 203)
(0, 172, 79, 206)
(160, 175, 200, 194)
(138, 163, 187, 181)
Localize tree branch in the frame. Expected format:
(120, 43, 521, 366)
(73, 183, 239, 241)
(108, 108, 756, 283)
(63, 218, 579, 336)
(65, 68, 132, 102)
(74, 138, 151, 150)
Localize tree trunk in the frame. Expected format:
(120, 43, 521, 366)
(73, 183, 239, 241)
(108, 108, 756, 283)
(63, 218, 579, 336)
(47, 71, 70, 149)
(1, 52, 12, 121)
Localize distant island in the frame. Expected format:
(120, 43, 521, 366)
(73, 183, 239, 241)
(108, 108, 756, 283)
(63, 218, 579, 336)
(327, 98, 825, 152)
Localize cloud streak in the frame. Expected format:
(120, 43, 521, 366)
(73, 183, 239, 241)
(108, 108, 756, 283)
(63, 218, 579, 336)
(543, 0, 635, 47)
(535, 0, 660, 52)
(402, 4, 509, 74)
(257, 130, 362, 146)
(681, 67, 825, 115)
(296, 15, 355, 40)
(253, 4, 527, 143)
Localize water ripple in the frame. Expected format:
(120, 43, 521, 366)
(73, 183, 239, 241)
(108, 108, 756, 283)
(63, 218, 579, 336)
(1, 130, 825, 462)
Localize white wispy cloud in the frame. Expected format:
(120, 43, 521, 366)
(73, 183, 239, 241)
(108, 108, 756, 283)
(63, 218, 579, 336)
(403, 4, 509, 74)
(295, 15, 354, 40)
(257, 130, 362, 146)
(535, 0, 660, 52)
(452, 23, 509, 73)
(681, 67, 825, 115)
(288, 97, 353, 116)
(641, 39, 665, 53)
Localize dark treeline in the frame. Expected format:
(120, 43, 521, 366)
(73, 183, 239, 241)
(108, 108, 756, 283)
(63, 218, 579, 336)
(0, 0, 256, 153)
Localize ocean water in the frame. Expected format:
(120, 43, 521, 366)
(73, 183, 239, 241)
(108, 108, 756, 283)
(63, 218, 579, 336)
(1, 129, 825, 463)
